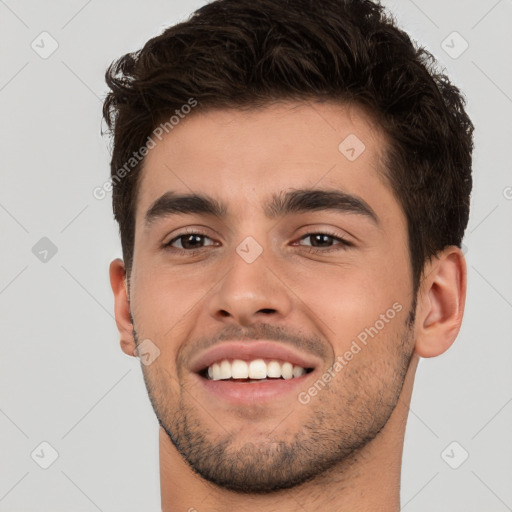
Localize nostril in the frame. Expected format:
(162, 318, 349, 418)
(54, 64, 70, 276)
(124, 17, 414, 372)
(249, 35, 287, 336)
(258, 308, 277, 314)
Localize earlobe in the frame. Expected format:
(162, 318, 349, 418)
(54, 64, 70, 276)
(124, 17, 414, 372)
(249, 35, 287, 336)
(109, 258, 137, 357)
(414, 247, 467, 358)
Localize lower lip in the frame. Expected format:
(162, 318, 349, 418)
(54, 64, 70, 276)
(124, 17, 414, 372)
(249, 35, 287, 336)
(194, 372, 315, 405)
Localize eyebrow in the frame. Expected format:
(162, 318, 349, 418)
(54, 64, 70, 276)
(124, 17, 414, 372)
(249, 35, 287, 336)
(144, 188, 379, 227)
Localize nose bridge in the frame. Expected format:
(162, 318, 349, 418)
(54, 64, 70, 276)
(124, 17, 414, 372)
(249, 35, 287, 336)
(208, 232, 293, 324)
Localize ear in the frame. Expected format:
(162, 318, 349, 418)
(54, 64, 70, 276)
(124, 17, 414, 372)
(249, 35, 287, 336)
(414, 246, 467, 358)
(109, 258, 137, 357)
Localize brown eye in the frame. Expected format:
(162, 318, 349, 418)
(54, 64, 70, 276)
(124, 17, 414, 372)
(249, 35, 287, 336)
(165, 232, 216, 250)
(304, 234, 336, 247)
(298, 232, 351, 249)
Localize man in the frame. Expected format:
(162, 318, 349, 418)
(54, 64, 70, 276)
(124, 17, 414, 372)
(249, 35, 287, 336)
(103, 0, 473, 510)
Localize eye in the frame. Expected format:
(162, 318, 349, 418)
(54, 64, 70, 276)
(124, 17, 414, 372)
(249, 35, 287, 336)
(296, 232, 352, 252)
(164, 230, 217, 251)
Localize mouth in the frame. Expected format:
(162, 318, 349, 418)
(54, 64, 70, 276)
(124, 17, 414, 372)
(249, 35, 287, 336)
(199, 358, 315, 382)
(190, 341, 321, 404)
(194, 360, 316, 405)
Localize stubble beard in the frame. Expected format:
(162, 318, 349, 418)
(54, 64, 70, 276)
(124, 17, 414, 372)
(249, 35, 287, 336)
(134, 309, 415, 494)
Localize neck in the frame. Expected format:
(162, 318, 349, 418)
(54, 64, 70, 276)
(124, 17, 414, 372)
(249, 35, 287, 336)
(160, 354, 419, 512)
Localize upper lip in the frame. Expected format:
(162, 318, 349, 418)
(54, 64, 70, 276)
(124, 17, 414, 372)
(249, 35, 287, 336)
(190, 340, 322, 374)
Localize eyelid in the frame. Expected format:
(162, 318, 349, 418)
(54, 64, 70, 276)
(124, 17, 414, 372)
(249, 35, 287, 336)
(294, 226, 355, 245)
(295, 233, 352, 248)
(163, 227, 218, 249)
(299, 232, 351, 244)
(163, 226, 215, 243)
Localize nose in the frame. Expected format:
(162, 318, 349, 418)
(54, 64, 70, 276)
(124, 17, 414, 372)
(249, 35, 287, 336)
(207, 243, 293, 327)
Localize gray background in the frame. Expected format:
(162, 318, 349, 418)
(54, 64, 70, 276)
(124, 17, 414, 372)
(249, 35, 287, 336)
(1, 0, 511, 510)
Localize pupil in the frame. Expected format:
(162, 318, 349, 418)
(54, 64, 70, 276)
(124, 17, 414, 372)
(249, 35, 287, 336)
(183, 234, 202, 249)
(312, 234, 331, 247)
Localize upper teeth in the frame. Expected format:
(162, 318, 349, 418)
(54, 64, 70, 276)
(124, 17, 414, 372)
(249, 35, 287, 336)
(207, 359, 307, 381)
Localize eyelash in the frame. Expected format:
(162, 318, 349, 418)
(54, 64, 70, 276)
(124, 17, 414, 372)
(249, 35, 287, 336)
(293, 231, 353, 253)
(163, 228, 353, 254)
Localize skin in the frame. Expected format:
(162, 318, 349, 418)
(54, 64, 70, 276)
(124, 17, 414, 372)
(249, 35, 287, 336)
(110, 101, 467, 512)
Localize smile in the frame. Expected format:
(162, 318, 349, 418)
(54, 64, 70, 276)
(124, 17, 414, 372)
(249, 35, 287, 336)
(203, 358, 313, 381)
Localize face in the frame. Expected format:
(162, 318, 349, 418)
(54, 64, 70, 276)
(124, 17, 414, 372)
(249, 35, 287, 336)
(127, 101, 417, 492)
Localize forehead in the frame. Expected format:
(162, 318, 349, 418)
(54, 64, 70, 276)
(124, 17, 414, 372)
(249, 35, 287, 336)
(135, 101, 396, 224)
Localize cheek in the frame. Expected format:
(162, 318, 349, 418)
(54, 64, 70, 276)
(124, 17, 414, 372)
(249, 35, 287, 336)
(291, 261, 400, 347)
(130, 263, 211, 334)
